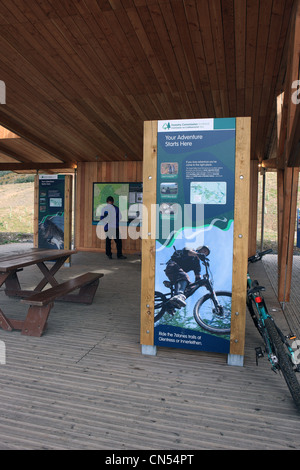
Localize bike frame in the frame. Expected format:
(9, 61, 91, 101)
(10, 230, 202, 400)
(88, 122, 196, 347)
(170, 258, 215, 301)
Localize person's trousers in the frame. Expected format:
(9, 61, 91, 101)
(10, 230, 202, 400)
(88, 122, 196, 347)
(106, 228, 122, 257)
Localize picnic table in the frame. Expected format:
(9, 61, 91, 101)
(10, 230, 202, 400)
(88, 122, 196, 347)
(0, 249, 103, 337)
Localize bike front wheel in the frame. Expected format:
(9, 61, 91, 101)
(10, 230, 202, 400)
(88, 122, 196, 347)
(193, 291, 232, 334)
(265, 318, 300, 412)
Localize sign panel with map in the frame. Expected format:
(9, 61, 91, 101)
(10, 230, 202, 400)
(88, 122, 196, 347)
(154, 118, 236, 354)
(38, 175, 65, 250)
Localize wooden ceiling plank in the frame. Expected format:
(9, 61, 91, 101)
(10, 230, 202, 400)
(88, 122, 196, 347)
(139, 2, 182, 94)
(126, 4, 171, 94)
(258, 0, 293, 160)
(158, 1, 194, 93)
(70, 13, 139, 96)
(244, 0, 259, 117)
(221, 0, 236, 116)
(147, 1, 186, 92)
(111, 6, 162, 94)
(1, 0, 29, 24)
(0, 27, 63, 103)
(208, 0, 230, 115)
(196, 0, 219, 92)
(169, 0, 202, 92)
(92, 9, 148, 95)
(251, 0, 273, 159)
(129, 4, 178, 93)
(234, 0, 246, 116)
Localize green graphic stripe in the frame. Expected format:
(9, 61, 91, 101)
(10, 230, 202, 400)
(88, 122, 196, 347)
(158, 219, 234, 248)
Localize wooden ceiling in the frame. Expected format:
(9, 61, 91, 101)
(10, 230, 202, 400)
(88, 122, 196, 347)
(0, 0, 295, 170)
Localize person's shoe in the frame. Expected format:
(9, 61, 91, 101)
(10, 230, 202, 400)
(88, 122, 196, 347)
(107, 254, 112, 259)
(117, 255, 127, 259)
(170, 293, 186, 308)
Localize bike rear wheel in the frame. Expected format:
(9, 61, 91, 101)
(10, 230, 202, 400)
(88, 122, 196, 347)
(265, 318, 300, 412)
(193, 291, 232, 334)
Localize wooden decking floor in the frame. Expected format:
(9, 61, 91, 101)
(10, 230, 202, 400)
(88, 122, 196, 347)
(0, 245, 300, 450)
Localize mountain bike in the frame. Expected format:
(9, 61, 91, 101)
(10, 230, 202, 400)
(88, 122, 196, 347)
(247, 249, 300, 411)
(154, 249, 232, 335)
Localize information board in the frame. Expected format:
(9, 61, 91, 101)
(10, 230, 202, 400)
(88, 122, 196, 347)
(92, 182, 143, 225)
(38, 175, 65, 250)
(154, 118, 236, 354)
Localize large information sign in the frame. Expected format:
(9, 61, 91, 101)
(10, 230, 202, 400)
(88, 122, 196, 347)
(154, 118, 236, 353)
(38, 175, 65, 250)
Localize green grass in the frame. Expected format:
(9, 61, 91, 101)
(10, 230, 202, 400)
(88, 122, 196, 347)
(257, 171, 300, 255)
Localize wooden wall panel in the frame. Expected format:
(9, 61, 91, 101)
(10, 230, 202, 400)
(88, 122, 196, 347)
(75, 161, 143, 253)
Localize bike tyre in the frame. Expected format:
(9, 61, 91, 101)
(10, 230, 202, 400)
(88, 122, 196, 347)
(193, 291, 232, 335)
(264, 318, 300, 412)
(154, 291, 168, 322)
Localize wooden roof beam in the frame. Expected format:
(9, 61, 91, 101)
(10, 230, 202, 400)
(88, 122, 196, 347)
(0, 163, 77, 171)
(261, 158, 278, 169)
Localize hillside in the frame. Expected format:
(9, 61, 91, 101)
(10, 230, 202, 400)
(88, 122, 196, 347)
(0, 173, 34, 244)
(257, 171, 300, 255)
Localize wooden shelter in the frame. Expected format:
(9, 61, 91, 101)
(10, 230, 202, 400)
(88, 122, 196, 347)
(0, 0, 299, 302)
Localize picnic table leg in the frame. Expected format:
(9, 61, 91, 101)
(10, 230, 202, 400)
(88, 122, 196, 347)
(0, 309, 13, 331)
(34, 257, 68, 291)
(4, 271, 21, 293)
(22, 303, 53, 337)
(1, 271, 22, 297)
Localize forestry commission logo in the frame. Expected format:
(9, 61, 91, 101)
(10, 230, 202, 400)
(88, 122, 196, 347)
(0, 80, 6, 104)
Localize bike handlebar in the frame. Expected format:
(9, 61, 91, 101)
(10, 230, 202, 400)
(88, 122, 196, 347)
(248, 249, 273, 263)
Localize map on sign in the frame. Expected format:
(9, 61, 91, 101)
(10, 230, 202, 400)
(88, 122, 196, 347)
(190, 181, 227, 205)
(92, 182, 143, 224)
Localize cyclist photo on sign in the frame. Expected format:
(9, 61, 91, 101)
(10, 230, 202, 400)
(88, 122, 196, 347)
(165, 245, 210, 308)
(154, 236, 233, 337)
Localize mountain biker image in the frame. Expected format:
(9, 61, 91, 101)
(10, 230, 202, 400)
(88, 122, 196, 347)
(164, 245, 210, 309)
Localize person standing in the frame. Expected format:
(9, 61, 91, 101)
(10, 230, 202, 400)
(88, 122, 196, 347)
(100, 196, 127, 259)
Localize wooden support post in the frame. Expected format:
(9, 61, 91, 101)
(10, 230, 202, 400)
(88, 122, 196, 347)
(140, 121, 157, 355)
(278, 167, 299, 302)
(228, 117, 251, 366)
(248, 160, 259, 257)
(277, 169, 284, 271)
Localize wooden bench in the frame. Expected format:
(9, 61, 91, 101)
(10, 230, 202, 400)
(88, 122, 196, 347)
(20, 272, 104, 337)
